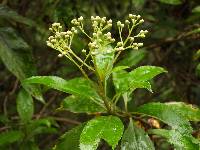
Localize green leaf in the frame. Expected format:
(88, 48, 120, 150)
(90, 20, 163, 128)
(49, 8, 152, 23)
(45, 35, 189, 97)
(121, 119, 155, 150)
(54, 124, 85, 150)
(113, 66, 166, 94)
(0, 130, 23, 146)
(0, 4, 35, 26)
(136, 103, 200, 149)
(17, 88, 34, 123)
(129, 66, 167, 82)
(23, 76, 101, 102)
(26, 118, 58, 138)
(0, 27, 43, 102)
(116, 49, 147, 68)
(192, 6, 200, 13)
(80, 116, 124, 150)
(149, 129, 200, 150)
(132, 0, 146, 9)
(94, 44, 114, 81)
(61, 95, 106, 113)
(159, 0, 182, 5)
(136, 102, 192, 133)
(165, 102, 200, 121)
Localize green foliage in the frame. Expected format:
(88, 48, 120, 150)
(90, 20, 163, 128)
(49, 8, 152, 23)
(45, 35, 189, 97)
(17, 88, 34, 123)
(0, 4, 34, 26)
(1, 1, 200, 149)
(61, 95, 106, 113)
(80, 116, 124, 150)
(116, 49, 147, 68)
(159, 0, 182, 5)
(136, 103, 200, 149)
(54, 124, 85, 150)
(121, 119, 155, 150)
(0, 27, 43, 102)
(0, 131, 23, 146)
(23, 76, 100, 101)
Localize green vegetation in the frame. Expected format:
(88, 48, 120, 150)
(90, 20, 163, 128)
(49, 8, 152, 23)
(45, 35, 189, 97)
(0, 0, 200, 150)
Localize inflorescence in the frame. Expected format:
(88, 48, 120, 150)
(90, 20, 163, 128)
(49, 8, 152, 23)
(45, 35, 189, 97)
(46, 14, 148, 70)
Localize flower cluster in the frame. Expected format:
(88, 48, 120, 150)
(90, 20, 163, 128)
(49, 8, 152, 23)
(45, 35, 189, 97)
(114, 14, 148, 51)
(46, 14, 148, 70)
(46, 23, 78, 57)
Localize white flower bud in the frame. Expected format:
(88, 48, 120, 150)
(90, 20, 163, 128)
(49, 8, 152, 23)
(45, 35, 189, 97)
(129, 37, 134, 42)
(129, 14, 133, 18)
(137, 43, 143, 47)
(139, 19, 144, 24)
(107, 19, 112, 24)
(78, 16, 84, 22)
(125, 20, 130, 25)
(58, 54, 63, 57)
(117, 21, 122, 27)
(82, 49, 86, 53)
(117, 42, 123, 47)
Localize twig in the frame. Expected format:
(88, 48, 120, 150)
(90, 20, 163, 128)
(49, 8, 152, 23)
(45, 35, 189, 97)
(52, 117, 80, 125)
(36, 93, 58, 119)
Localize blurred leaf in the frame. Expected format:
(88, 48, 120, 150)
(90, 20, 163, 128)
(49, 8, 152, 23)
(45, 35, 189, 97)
(20, 141, 40, 150)
(17, 88, 34, 123)
(0, 27, 43, 102)
(121, 119, 155, 150)
(61, 95, 106, 113)
(159, 0, 182, 5)
(116, 49, 147, 68)
(0, 4, 35, 26)
(27, 118, 58, 138)
(192, 6, 200, 13)
(196, 63, 200, 77)
(23, 76, 101, 103)
(0, 130, 23, 146)
(132, 0, 146, 9)
(193, 49, 200, 60)
(54, 124, 85, 150)
(80, 116, 124, 150)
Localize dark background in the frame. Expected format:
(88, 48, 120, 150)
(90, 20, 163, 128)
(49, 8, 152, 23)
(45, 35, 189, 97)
(0, 0, 200, 149)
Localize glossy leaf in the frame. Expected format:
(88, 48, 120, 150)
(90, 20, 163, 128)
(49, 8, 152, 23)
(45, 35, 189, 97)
(166, 102, 200, 121)
(149, 129, 200, 149)
(159, 0, 182, 5)
(0, 4, 35, 26)
(94, 44, 114, 81)
(136, 103, 200, 149)
(54, 124, 85, 150)
(61, 95, 105, 113)
(121, 119, 155, 150)
(136, 102, 192, 133)
(116, 49, 147, 68)
(23, 76, 101, 102)
(80, 116, 124, 150)
(0, 130, 23, 146)
(113, 69, 153, 94)
(0, 27, 43, 102)
(17, 88, 34, 123)
(129, 66, 167, 82)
